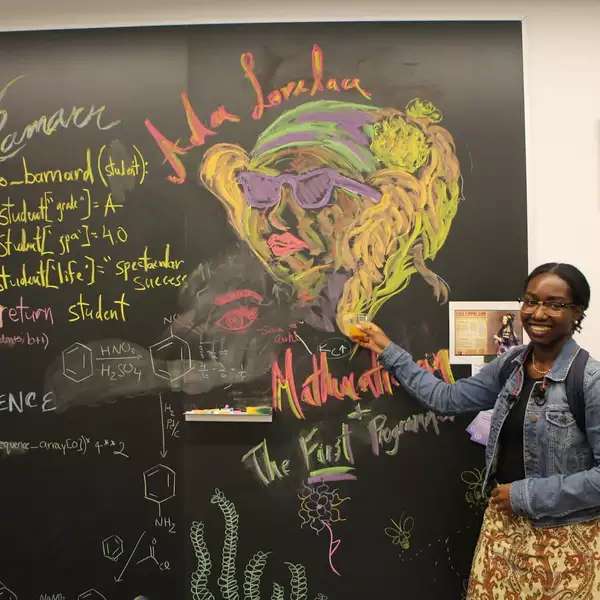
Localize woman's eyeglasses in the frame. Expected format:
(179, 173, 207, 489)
(518, 297, 578, 316)
(236, 168, 382, 210)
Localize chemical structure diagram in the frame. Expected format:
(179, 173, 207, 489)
(101, 463, 176, 582)
(61, 341, 143, 383)
(78, 590, 108, 600)
(149, 330, 193, 382)
(61, 333, 248, 387)
(62, 342, 94, 383)
(143, 464, 176, 519)
(197, 338, 247, 384)
(103, 531, 171, 583)
(136, 536, 171, 572)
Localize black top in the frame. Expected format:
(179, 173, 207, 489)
(495, 373, 543, 484)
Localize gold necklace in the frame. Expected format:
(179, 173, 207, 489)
(531, 354, 551, 376)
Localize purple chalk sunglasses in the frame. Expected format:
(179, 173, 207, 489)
(236, 168, 382, 210)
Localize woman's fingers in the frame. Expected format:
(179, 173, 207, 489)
(351, 323, 389, 354)
(488, 485, 512, 514)
(356, 322, 378, 336)
(353, 335, 371, 348)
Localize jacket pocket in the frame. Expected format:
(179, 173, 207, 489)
(545, 409, 578, 472)
(546, 409, 576, 429)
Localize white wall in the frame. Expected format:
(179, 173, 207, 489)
(3, 0, 600, 354)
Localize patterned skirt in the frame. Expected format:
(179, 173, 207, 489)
(467, 504, 600, 599)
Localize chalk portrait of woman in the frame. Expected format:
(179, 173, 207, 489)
(199, 99, 462, 333)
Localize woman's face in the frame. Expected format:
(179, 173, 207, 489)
(520, 273, 581, 349)
(240, 166, 378, 303)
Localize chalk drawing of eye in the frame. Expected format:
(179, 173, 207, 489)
(385, 513, 415, 551)
(213, 288, 263, 332)
(215, 305, 259, 332)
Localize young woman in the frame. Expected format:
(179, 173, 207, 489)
(493, 313, 519, 355)
(355, 263, 600, 598)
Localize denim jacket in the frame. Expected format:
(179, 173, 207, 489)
(379, 338, 600, 527)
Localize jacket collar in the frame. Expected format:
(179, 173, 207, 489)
(510, 337, 580, 382)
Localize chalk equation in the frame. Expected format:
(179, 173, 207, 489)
(0, 436, 129, 458)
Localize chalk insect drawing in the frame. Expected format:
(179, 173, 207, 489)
(384, 513, 415, 552)
(460, 467, 488, 511)
(190, 489, 328, 600)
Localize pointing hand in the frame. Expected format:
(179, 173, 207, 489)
(352, 322, 392, 355)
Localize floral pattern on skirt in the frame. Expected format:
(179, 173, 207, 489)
(467, 504, 600, 599)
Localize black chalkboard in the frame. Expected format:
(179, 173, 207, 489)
(0, 21, 527, 600)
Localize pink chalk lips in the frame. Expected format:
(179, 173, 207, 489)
(267, 232, 309, 257)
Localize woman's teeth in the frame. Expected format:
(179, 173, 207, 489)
(530, 324, 551, 335)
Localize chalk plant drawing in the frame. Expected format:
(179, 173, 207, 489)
(297, 482, 350, 576)
(384, 513, 415, 552)
(201, 98, 462, 333)
(190, 488, 328, 600)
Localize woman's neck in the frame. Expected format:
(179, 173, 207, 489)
(531, 335, 572, 364)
